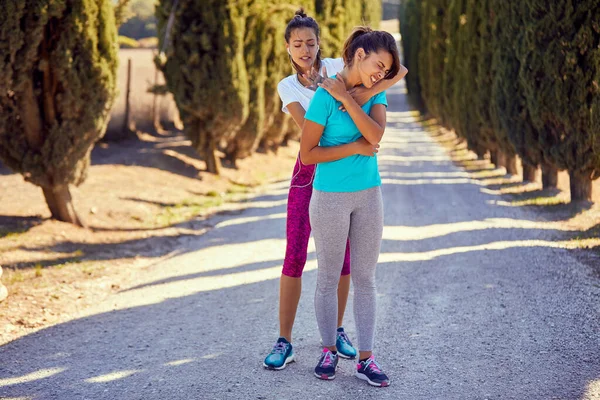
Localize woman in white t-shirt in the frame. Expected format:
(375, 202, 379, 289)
(263, 9, 406, 371)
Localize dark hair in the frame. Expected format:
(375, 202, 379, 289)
(342, 26, 401, 80)
(284, 8, 322, 76)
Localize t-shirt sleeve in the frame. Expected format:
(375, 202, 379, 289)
(277, 79, 296, 114)
(323, 58, 345, 75)
(371, 91, 388, 108)
(304, 87, 332, 126)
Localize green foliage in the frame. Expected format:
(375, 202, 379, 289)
(118, 0, 157, 39)
(316, 0, 374, 58)
(518, 0, 600, 178)
(156, 0, 249, 173)
(399, 0, 423, 108)
(226, 0, 273, 162)
(488, 0, 518, 158)
(0, 0, 119, 188)
(419, 0, 451, 122)
(489, 1, 543, 167)
(472, 0, 498, 153)
(449, 0, 489, 154)
(361, 0, 382, 29)
(440, 0, 465, 130)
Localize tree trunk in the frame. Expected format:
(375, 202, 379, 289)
(490, 149, 502, 167)
(522, 163, 539, 183)
(569, 170, 592, 202)
(42, 185, 85, 227)
(475, 147, 488, 161)
(541, 162, 558, 189)
(504, 153, 518, 176)
(203, 135, 220, 174)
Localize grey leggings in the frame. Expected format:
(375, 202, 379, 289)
(309, 186, 384, 351)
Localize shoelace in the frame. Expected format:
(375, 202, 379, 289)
(338, 331, 351, 344)
(363, 357, 383, 374)
(272, 342, 288, 355)
(319, 351, 334, 368)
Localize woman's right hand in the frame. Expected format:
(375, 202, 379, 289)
(354, 137, 380, 156)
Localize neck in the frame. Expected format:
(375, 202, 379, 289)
(339, 66, 361, 90)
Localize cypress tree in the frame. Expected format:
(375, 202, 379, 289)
(419, 0, 451, 122)
(0, 0, 119, 225)
(489, 0, 520, 175)
(259, 3, 293, 153)
(452, 0, 489, 158)
(441, 0, 466, 131)
(225, 0, 272, 165)
(155, 0, 249, 174)
(226, 1, 293, 163)
(487, 1, 544, 180)
(361, 0, 382, 29)
(316, 0, 364, 58)
(399, 0, 423, 109)
(519, 0, 600, 200)
(473, 0, 505, 165)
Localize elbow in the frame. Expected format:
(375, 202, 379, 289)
(394, 65, 408, 82)
(299, 149, 316, 165)
(367, 128, 385, 145)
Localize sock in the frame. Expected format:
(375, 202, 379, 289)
(277, 337, 290, 344)
(359, 357, 369, 363)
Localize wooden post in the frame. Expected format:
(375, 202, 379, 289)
(122, 58, 132, 133)
(0, 266, 7, 302)
(152, 65, 162, 132)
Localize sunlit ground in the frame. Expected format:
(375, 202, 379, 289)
(1, 105, 599, 397)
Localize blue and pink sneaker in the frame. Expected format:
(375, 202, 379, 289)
(355, 355, 390, 387)
(314, 348, 339, 380)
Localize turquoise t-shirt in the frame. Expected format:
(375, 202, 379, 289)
(304, 87, 387, 192)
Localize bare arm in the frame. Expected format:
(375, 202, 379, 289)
(300, 120, 363, 165)
(341, 101, 387, 145)
(347, 64, 408, 107)
(289, 102, 379, 164)
(370, 64, 408, 94)
(287, 102, 307, 130)
(319, 75, 387, 145)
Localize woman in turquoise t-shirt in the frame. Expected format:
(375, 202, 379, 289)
(300, 27, 402, 387)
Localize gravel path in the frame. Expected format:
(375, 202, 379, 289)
(1, 81, 599, 400)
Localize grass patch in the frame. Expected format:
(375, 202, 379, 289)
(34, 264, 43, 278)
(509, 197, 567, 207)
(226, 183, 251, 195)
(0, 228, 27, 240)
(154, 196, 224, 226)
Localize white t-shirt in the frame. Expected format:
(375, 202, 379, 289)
(277, 57, 345, 113)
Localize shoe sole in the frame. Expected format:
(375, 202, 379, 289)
(314, 372, 336, 380)
(337, 351, 356, 360)
(355, 372, 390, 387)
(263, 354, 295, 370)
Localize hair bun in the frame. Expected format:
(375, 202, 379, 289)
(294, 8, 307, 18)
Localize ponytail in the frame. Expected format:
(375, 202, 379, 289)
(341, 26, 401, 80)
(342, 26, 373, 66)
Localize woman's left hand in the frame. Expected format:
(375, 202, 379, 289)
(318, 73, 350, 104)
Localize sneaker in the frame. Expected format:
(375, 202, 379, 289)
(356, 355, 390, 387)
(263, 337, 295, 370)
(336, 327, 357, 359)
(314, 348, 339, 380)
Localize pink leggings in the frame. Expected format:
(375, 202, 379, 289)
(282, 156, 351, 278)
